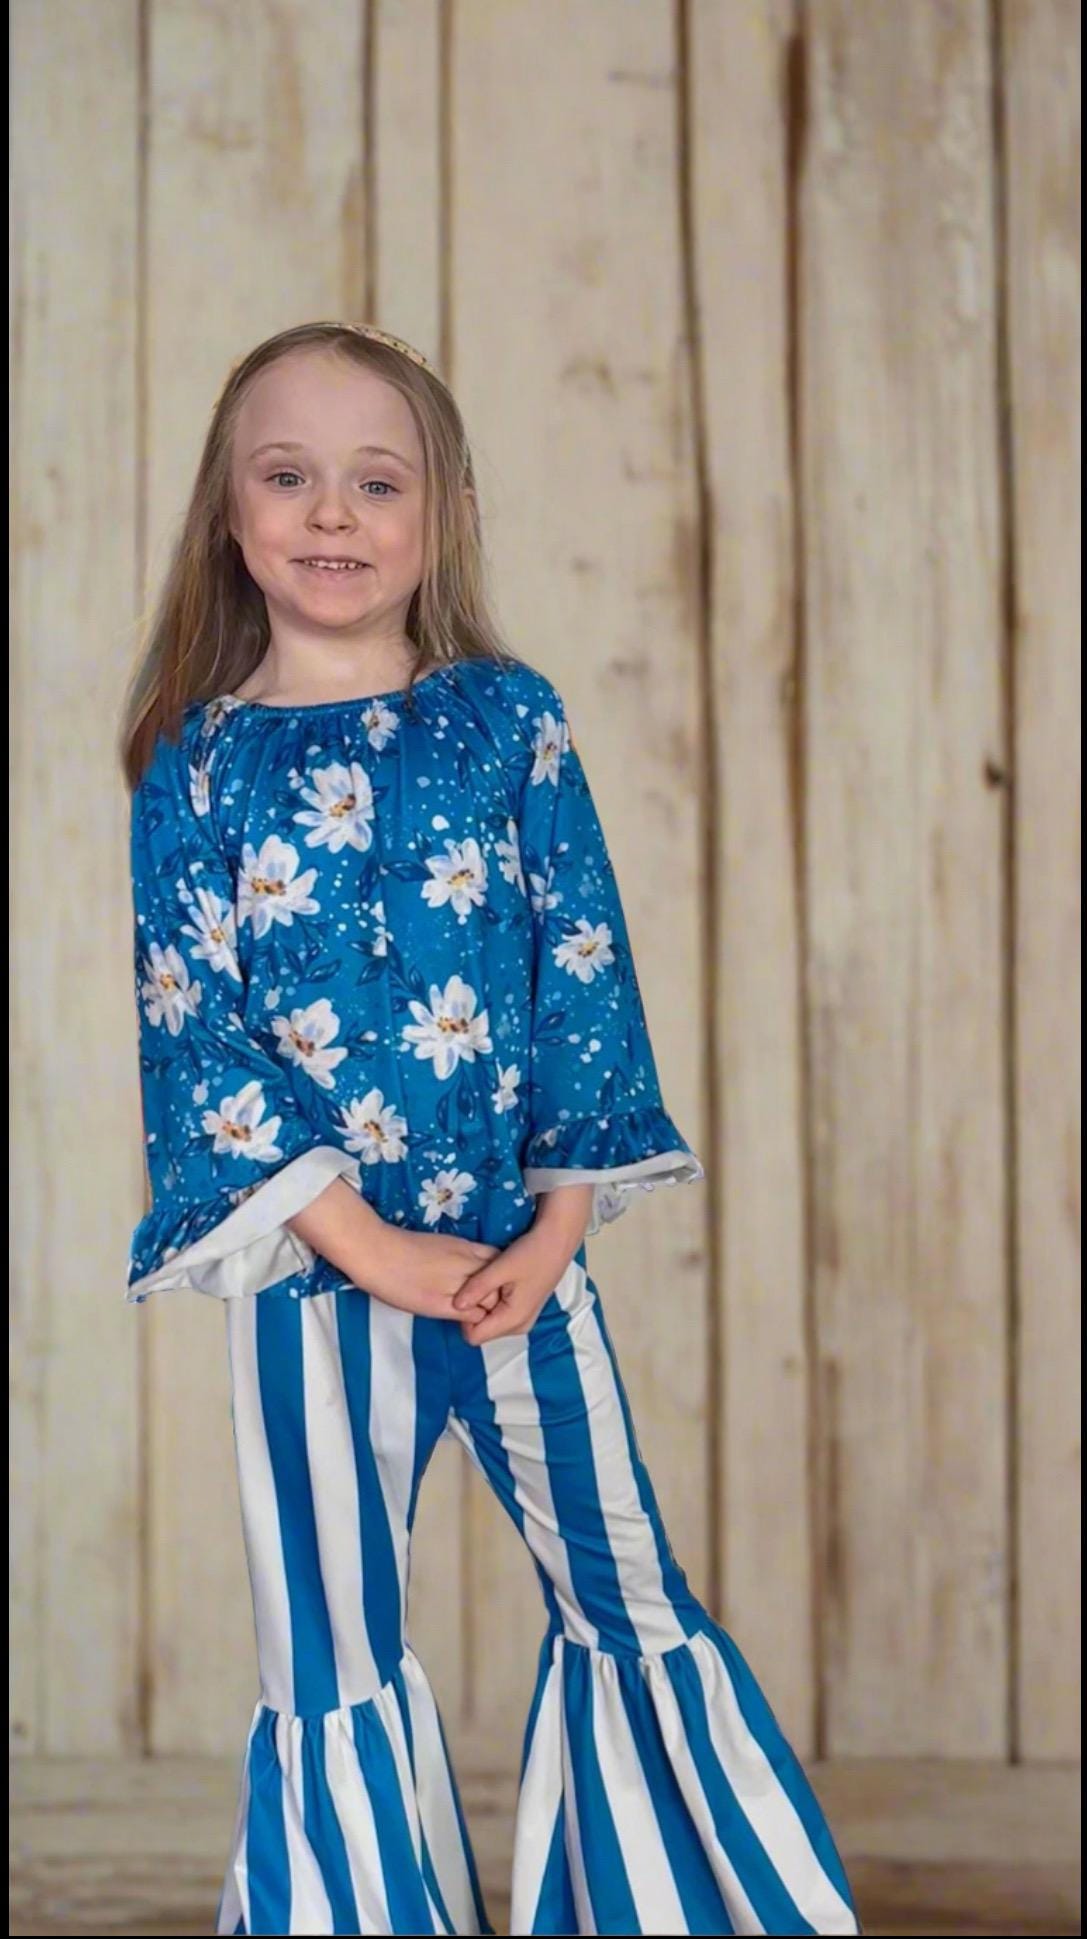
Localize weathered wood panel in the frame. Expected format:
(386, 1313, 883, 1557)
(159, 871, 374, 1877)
(369, 0, 469, 1739)
(800, 0, 1009, 1755)
(1001, 0, 1082, 1761)
(10, 0, 143, 1756)
(690, 0, 817, 1755)
(10, 1755, 1081, 1938)
(450, 0, 710, 1764)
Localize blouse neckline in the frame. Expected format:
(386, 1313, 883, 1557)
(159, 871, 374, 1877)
(222, 663, 453, 717)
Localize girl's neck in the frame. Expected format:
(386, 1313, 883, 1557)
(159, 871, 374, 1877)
(233, 644, 434, 706)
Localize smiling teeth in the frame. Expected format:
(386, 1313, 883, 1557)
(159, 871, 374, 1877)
(302, 560, 364, 570)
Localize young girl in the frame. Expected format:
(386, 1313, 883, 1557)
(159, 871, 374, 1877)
(120, 321, 859, 1937)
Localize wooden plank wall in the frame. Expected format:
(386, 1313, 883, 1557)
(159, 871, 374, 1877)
(801, 0, 1009, 1760)
(10, 0, 1080, 1775)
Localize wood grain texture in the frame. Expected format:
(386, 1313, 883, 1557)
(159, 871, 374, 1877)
(800, 0, 1009, 1756)
(689, 0, 817, 1756)
(10, 1756, 1081, 1937)
(9, 0, 143, 1756)
(369, 0, 469, 1748)
(1001, 0, 1082, 1761)
(448, 0, 711, 1760)
(142, 0, 371, 1754)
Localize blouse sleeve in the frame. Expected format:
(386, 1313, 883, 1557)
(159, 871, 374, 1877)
(515, 681, 705, 1238)
(125, 723, 359, 1303)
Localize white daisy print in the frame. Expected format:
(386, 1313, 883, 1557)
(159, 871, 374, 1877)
(200, 695, 243, 740)
(337, 1088, 408, 1164)
(371, 898, 390, 957)
(529, 863, 561, 918)
(402, 973, 492, 1079)
(237, 836, 320, 939)
(530, 709, 569, 787)
(419, 1168, 477, 1226)
(554, 918, 615, 984)
(421, 837, 488, 918)
(495, 819, 526, 895)
(140, 941, 202, 1036)
(492, 1064, 522, 1114)
(361, 699, 401, 750)
(293, 761, 376, 853)
(271, 997, 349, 1089)
(189, 760, 212, 818)
(181, 887, 241, 982)
(202, 1079, 284, 1163)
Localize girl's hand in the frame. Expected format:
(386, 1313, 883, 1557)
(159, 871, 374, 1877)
(360, 1225, 502, 1325)
(450, 1228, 577, 1346)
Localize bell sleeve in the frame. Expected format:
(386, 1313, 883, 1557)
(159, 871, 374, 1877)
(125, 724, 359, 1303)
(516, 682, 705, 1238)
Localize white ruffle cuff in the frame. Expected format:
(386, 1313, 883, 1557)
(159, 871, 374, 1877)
(523, 1149, 706, 1238)
(126, 1146, 362, 1303)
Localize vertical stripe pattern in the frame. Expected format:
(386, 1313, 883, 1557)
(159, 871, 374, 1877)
(453, 1258, 859, 1935)
(219, 1292, 487, 1935)
(218, 1262, 858, 1933)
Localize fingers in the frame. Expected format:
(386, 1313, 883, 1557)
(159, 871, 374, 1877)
(460, 1296, 527, 1347)
(451, 1267, 506, 1311)
(445, 1298, 488, 1324)
(441, 1284, 504, 1324)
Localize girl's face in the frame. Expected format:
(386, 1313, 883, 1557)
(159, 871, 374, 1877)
(228, 349, 426, 647)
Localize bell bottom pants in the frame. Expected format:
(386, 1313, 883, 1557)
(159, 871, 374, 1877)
(215, 1250, 859, 1936)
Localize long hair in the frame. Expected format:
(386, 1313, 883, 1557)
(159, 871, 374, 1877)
(118, 321, 519, 789)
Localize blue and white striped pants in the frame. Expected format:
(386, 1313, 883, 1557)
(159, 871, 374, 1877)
(215, 1253, 859, 1936)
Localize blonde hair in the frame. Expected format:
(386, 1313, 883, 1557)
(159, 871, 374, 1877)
(118, 320, 519, 789)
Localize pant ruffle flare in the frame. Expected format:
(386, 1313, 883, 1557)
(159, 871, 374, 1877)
(217, 1623, 859, 1936)
(216, 1646, 489, 1936)
(514, 1626, 857, 1935)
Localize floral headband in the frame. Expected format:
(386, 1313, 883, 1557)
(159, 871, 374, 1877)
(331, 322, 436, 373)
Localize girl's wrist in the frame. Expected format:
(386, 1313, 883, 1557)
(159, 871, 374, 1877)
(528, 1181, 594, 1251)
(286, 1177, 395, 1290)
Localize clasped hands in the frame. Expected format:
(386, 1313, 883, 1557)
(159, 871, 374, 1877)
(362, 1188, 593, 1345)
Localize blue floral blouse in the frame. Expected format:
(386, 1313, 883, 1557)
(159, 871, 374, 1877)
(126, 656, 704, 1302)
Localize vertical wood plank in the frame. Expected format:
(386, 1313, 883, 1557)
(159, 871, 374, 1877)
(451, 0, 709, 1768)
(690, 0, 817, 1755)
(10, 0, 143, 1753)
(801, 0, 1009, 1756)
(144, 0, 369, 1753)
(1001, 0, 1081, 1760)
(372, 0, 443, 351)
(370, 0, 469, 1739)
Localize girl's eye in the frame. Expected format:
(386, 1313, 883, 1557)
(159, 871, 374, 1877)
(265, 472, 397, 496)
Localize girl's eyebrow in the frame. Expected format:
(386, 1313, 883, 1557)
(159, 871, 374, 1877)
(248, 440, 416, 472)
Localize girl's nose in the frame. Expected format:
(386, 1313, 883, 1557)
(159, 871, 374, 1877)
(310, 511, 357, 530)
(308, 491, 359, 527)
